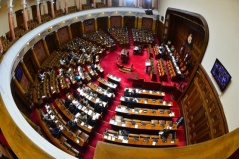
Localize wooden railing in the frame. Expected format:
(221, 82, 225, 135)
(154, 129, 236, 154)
(94, 127, 239, 159)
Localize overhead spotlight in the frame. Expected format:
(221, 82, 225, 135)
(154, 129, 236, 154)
(27, 42, 29, 45)
(115, 12, 117, 13)
(38, 33, 41, 36)
(62, 21, 65, 23)
(129, 12, 131, 13)
(75, 17, 78, 19)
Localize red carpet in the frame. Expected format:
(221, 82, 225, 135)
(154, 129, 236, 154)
(0, 31, 186, 159)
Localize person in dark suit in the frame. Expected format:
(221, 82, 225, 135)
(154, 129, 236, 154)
(67, 120, 77, 131)
(68, 103, 77, 114)
(49, 127, 61, 138)
(64, 98, 72, 108)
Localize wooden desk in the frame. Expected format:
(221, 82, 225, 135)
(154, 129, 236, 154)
(124, 88, 165, 99)
(115, 105, 175, 118)
(120, 96, 173, 108)
(98, 78, 117, 90)
(107, 74, 121, 85)
(36, 109, 79, 157)
(103, 133, 178, 147)
(55, 98, 93, 133)
(109, 118, 177, 131)
(87, 82, 113, 98)
(77, 88, 108, 108)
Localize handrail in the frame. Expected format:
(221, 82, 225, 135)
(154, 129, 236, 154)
(94, 127, 239, 159)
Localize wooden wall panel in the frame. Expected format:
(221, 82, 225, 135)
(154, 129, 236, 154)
(33, 40, 47, 65)
(124, 16, 135, 29)
(16, 64, 30, 92)
(84, 18, 95, 33)
(23, 49, 38, 80)
(110, 16, 122, 28)
(45, 32, 59, 53)
(142, 17, 153, 29)
(70, 21, 82, 39)
(58, 26, 70, 45)
(97, 17, 108, 32)
(181, 65, 228, 145)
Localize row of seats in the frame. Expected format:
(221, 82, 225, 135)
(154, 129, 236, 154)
(157, 58, 167, 81)
(132, 28, 154, 45)
(37, 109, 80, 157)
(108, 27, 130, 48)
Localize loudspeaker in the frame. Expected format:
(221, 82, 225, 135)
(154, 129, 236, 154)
(145, 10, 153, 15)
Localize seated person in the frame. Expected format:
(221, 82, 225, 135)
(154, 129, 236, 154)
(74, 75, 81, 82)
(124, 88, 130, 96)
(67, 120, 77, 131)
(64, 97, 72, 108)
(78, 112, 88, 123)
(68, 103, 77, 114)
(46, 119, 57, 128)
(49, 127, 62, 138)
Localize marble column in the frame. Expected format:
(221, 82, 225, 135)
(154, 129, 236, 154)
(36, 0, 42, 24)
(50, 0, 55, 18)
(8, 6, 15, 40)
(79, 0, 82, 11)
(65, 0, 68, 14)
(22, 1, 29, 31)
(0, 38, 3, 53)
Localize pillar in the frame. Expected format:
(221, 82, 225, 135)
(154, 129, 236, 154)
(50, 0, 55, 18)
(107, 0, 110, 7)
(94, 18, 98, 31)
(81, 21, 85, 34)
(68, 25, 73, 40)
(36, 0, 41, 24)
(121, 16, 124, 28)
(42, 38, 50, 56)
(154, 0, 158, 9)
(93, 0, 96, 8)
(58, 0, 62, 10)
(8, 6, 15, 40)
(43, 1, 47, 15)
(108, 16, 111, 28)
(0, 38, 3, 53)
(65, 0, 68, 14)
(152, 20, 156, 33)
(79, 0, 82, 10)
(13, 77, 26, 97)
(22, 1, 29, 31)
(13, 77, 31, 106)
(20, 60, 34, 83)
(138, 17, 142, 29)
(135, 17, 138, 28)
(31, 48, 41, 69)
(55, 31, 60, 47)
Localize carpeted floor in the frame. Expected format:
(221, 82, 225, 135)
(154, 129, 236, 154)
(0, 32, 186, 159)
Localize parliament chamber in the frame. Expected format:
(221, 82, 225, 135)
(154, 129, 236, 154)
(0, 0, 239, 159)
